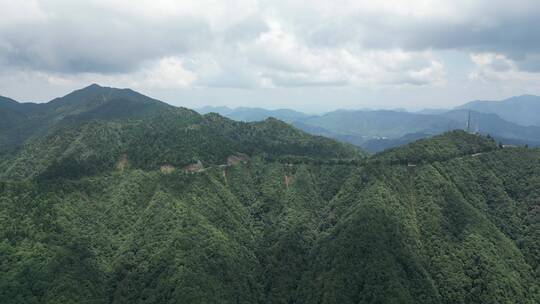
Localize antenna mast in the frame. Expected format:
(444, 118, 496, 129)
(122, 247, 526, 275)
(466, 110, 471, 133)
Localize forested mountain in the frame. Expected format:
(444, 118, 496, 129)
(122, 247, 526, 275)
(458, 95, 540, 127)
(0, 84, 175, 154)
(1, 86, 539, 303)
(0, 86, 359, 181)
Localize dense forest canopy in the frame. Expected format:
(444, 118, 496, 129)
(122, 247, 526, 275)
(1, 85, 538, 303)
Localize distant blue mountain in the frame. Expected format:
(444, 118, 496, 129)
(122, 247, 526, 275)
(198, 95, 540, 152)
(197, 106, 234, 115)
(457, 94, 540, 127)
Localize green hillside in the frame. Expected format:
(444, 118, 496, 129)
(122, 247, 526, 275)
(0, 112, 359, 181)
(0, 87, 538, 304)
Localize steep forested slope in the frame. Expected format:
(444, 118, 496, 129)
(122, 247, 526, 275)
(300, 138, 539, 303)
(0, 86, 538, 304)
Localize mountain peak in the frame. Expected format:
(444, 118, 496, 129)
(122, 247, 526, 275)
(70, 83, 108, 95)
(51, 84, 156, 106)
(37, 84, 181, 125)
(85, 83, 103, 89)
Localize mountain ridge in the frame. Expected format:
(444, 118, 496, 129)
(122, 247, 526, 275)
(0, 85, 362, 180)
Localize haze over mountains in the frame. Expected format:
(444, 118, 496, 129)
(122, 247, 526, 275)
(198, 95, 540, 152)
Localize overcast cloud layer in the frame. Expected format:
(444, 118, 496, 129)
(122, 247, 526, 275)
(1, 0, 540, 111)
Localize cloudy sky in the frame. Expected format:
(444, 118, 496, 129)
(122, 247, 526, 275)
(1, 0, 540, 112)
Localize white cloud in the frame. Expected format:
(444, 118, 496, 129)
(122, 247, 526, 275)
(199, 19, 446, 88)
(143, 57, 197, 88)
(1, 0, 540, 107)
(0, 0, 47, 28)
(469, 53, 540, 86)
(407, 60, 445, 86)
(0, 56, 196, 94)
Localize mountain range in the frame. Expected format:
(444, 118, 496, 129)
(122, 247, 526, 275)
(197, 95, 540, 152)
(1, 85, 539, 303)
